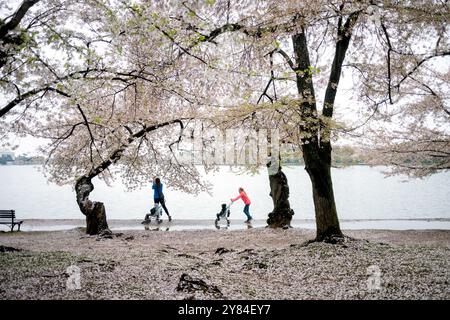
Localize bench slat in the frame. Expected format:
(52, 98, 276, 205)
(0, 210, 22, 232)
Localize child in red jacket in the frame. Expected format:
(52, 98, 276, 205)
(231, 187, 253, 222)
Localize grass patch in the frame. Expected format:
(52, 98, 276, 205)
(0, 249, 77, 275)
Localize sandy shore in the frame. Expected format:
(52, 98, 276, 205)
(0, 228, 449, 299)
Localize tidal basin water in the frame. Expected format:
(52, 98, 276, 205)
(0, 165, 449, 230)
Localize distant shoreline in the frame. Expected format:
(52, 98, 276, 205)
(0, 162, 43, 166)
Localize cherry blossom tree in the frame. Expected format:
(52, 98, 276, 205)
(155, 0, 449, 241)
(1, 0, 448, 239)
(1, 0, 211, 235)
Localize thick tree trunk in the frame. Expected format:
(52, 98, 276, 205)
(267, 168, 295, 228)
(75, 176, 111, 236)
(302, 145, 343, 241)
(266, 157, 295, 228)
(291, 26, 352, 242)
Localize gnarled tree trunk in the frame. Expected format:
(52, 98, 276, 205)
(267, 165, 295, 228)
(73, 119, 185, 235)
(265, 154, 295, 228)
(75, 176, 111, 236)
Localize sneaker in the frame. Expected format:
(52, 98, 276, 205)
(168, 215, 172, 222)
(245, 218, 253, 223)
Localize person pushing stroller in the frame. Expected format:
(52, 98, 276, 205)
(143, 177, 172, 224)
(230, 187, 253, 223)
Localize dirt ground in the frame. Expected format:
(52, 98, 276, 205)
(0, 228, 449, 299)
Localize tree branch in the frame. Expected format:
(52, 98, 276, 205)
(322, 10, 360, 118)
(273, 48, 295, 71)
(85, 119, 188, 179)
(0, 0, 40, 38)
(380, 22, 393, 104)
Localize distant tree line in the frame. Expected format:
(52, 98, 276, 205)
(0, 154, 44, 165)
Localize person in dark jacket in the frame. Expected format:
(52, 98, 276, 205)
(152, 177, 172, 221)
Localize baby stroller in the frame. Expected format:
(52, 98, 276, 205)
(215, 202, 232, 224)
(142, 203, 163, 224)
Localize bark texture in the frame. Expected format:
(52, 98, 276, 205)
(291, 9, 359, 242)
(302, 145, 343, 241)
(75, 176, 111, 236)
(267, 166, 295, 228)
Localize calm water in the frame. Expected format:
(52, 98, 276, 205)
(0, 165, 449, 228)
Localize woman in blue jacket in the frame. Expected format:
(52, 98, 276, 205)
(152, 177, 172, 221)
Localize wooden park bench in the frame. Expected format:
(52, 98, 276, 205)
(0, 210, 23, 232)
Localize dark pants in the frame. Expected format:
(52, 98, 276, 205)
(243, 204, 252, 220)
(155, 198, 170, 216)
